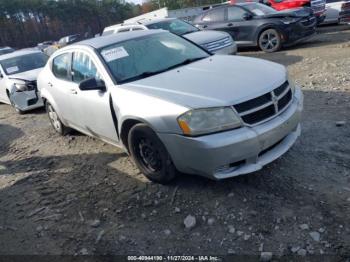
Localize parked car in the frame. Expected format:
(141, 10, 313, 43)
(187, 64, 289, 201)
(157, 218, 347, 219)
(323, 0, 350, 23)
(193, 3, 317, 52)
(0, 47, 15, 56)
(0, 50, 48, 113)
(38, 30, 303, 183)
(260, 0, 326, 23)
(103, 18, 237, 55)
(339, 0, 350, 22)
(58, 34, 83, 47)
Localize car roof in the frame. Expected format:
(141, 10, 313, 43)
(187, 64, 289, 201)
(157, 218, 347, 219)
(73, 29, 165, 49)
(0, 49, 41, 61)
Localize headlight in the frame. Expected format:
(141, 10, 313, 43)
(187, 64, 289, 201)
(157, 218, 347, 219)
(287, 71, 296, 94)
(14, 82, 28, 92)
(282, 18, 298, 24)
(177, 107, 242, 136)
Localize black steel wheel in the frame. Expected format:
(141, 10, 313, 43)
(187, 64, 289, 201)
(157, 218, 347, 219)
(128, 123, 177, 184)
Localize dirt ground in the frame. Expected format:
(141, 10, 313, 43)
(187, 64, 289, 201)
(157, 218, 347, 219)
(0, 25, 350, 259)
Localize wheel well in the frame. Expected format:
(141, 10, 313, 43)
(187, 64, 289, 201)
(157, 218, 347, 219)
(120, 119, 142, 150)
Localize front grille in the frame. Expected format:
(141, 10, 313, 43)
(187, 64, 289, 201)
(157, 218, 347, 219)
(201, 36, 232, 52)
(233, 81, 293, 126)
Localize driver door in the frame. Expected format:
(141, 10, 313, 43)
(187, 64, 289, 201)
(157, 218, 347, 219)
(69, 51, 118, 144)
(225, 6, 256, 45)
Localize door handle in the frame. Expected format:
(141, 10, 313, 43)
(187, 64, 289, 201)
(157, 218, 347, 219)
(70, 89, 77, 94)
(202, 25, 208, 28)
(227, 23, 233, 26)
(48, 82, 53, 87)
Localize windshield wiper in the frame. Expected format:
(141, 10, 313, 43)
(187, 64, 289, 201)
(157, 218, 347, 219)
(119, 57, 208, 84)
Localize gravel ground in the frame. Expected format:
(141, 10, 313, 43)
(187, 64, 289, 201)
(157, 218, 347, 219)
(0, 25, 350, 260)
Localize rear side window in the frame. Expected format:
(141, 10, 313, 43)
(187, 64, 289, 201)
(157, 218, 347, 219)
(132, 27, 144, 31)
(52, 53, 71, 80)
(72, 52, 99, 83)
(118, 28, 131, 33)
(202, 8, 225, 22)
(102, 30, 114, 36)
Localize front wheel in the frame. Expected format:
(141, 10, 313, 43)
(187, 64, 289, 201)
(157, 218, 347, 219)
(128, 124, 177, 184)
(46, 102, 69, 135)
(258, 29, 282, 53)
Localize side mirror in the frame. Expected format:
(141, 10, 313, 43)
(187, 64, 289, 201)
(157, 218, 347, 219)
(243, 13, 253, 20)
(79, 78, 106, 92)
(0, 73, 3, 79)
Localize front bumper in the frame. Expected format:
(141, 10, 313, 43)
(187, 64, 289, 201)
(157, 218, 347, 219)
(10, 90, 44, 111)
(158, 87, 303, 180)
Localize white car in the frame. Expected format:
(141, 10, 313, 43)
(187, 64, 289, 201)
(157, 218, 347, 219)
(323, 0, 349, 23)
(103, 18, 237, 55)
(0, 50, 48, 113)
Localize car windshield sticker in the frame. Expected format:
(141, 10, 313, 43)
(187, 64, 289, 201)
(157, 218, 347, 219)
(101, 47, 129, 62)
(7, 66, 19, 74)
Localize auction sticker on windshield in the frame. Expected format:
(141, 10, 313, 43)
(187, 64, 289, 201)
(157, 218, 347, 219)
(101, 46, 129, 62)
(6, 66, 19, 74)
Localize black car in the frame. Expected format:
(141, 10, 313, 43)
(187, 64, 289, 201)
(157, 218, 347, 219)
(193, 3, 317, 52)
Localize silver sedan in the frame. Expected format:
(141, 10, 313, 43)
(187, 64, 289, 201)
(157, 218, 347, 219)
(38, 30, 303, 183)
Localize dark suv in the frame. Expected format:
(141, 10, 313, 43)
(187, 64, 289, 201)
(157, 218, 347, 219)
(193, 3, 317, 52)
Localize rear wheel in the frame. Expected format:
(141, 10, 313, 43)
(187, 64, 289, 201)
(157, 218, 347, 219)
(46, 102, 69, 135)
(258, 29, 281, 53)
(128, 124, 177, 184)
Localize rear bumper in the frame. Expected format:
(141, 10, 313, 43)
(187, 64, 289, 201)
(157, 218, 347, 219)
(158, 87, 303, 180)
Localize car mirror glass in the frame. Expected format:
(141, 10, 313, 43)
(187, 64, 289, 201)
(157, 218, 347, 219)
(79, 77, 106, 92)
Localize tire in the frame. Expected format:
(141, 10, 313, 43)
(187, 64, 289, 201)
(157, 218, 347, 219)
(8, 93, 24, 114)
(258, 28, 282, 53)
(128, 123, 177, 184)
(46, 102, 69, 135)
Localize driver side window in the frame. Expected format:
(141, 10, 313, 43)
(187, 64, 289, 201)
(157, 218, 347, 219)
(72, 52, 99, 83)
(227, 7, 247, 21)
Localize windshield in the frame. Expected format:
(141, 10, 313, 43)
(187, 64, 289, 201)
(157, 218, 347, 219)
(0, 52, 48, 75)
(241, 3, 277, 16)
(100, 32, 209, 84)
(147, 19, 199, 35)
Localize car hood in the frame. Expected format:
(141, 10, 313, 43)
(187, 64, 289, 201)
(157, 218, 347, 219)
(122, 55, 286, 109)
(183, 30, 230, 45)
(263, 7, 312, 18)
(8, 68, 43, 82)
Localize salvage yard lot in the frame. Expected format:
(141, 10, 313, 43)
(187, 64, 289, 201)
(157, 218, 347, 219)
(0, 25, 350, 257)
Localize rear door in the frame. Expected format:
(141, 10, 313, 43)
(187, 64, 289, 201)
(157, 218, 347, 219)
(48, 52, 80, 125)
(196, 7, 227, 31)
